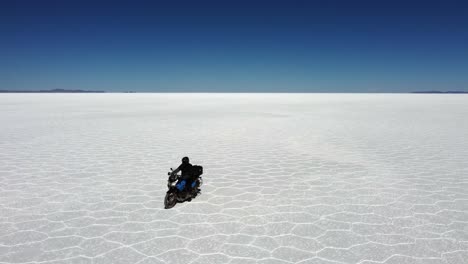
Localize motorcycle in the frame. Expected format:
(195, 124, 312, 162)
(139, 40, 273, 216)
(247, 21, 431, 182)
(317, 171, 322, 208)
(164, 168, 203, 209)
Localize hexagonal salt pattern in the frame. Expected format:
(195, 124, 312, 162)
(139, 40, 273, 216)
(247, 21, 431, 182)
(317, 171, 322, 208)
(1, 94, 467, 264)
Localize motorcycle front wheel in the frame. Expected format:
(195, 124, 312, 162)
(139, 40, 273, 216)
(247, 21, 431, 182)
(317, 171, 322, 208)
(164, 192, 177, 209)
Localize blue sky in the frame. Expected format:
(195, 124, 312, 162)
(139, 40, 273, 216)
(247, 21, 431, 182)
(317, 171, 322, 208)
(1, 0, 467, 92)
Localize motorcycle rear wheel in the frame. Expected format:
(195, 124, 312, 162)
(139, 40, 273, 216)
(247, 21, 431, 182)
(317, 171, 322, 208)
(198, 177, 203, 187)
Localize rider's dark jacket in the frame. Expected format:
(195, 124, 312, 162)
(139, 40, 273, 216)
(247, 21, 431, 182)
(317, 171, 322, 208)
(172, 162, 193, 180)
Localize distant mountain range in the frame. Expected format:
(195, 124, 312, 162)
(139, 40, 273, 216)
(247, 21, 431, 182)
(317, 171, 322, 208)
(1, 89, 466, 94)
(411, 91, 468, 94)
(0, 89, 105, 93)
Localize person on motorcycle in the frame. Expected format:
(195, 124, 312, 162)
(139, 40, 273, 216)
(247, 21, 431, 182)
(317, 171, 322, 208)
(171, 157, 195, 193)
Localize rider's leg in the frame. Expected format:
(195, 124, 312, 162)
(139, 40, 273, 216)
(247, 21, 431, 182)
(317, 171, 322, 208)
(186, 178, 193, 192)
(175, 180, 186, 192)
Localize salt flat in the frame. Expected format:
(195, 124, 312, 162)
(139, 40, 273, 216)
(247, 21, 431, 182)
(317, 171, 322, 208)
(0, 93, 467, 264)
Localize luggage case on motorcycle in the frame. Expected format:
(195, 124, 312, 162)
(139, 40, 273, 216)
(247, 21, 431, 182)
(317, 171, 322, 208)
(192, 165, 203, 177)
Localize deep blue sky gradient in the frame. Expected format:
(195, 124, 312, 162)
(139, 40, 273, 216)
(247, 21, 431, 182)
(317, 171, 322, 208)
(1, 0, 467, 92)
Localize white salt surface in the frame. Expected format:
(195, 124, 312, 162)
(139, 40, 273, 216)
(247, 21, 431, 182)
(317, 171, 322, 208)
(0, 93, 467, 264)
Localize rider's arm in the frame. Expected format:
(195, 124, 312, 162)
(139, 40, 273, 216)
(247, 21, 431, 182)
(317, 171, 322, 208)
(171, 164, 183, 176)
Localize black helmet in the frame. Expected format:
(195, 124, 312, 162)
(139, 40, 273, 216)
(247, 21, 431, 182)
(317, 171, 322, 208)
(182, 157, 189, 164)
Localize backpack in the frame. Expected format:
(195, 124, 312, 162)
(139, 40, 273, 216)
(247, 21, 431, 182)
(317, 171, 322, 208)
(191, 165, 203, 177)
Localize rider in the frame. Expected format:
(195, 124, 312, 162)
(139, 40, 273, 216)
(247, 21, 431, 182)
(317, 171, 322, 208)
(171, 157, 195, 193)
